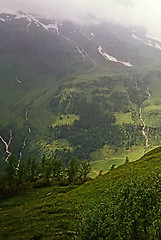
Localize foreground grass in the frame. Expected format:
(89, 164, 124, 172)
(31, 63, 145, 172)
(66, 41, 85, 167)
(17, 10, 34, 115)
(0, 185, 81, 240)
(1, 146, 161, 239)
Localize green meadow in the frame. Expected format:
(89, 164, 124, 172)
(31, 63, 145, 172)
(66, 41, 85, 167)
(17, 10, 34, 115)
(1, 146, 161, 239)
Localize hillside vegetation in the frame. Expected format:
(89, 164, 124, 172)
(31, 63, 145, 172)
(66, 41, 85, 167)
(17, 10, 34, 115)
(1, 147, 161, 239)
(2, 14, 161, 169)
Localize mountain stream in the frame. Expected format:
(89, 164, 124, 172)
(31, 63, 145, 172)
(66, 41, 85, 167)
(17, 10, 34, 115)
(0, 129, 13, 163)
(17, 104, 32, 170)
(139, 85, 151, 149)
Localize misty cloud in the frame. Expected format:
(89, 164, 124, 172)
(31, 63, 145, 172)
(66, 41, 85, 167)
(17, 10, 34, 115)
(1, 0, 161, 39)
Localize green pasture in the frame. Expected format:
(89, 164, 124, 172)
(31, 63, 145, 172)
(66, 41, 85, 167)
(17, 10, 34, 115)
(115, 112, 134, 125)
(90, 145, 145, 175)
(91, 158, 125, 174)
(52, 114, 79, 128)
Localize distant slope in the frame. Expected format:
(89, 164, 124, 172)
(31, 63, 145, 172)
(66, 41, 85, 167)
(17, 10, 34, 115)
(0, 11, 90, 168)
(1, 11, 161, 169)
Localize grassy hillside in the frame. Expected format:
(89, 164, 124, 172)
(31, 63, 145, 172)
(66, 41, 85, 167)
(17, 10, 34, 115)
(1, 147, 161, 239)
(0, 20, 90, 167)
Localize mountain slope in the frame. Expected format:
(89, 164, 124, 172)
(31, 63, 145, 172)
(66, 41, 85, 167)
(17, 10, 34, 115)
(1, 11, 161, 169)
(0, 11, 91, 168)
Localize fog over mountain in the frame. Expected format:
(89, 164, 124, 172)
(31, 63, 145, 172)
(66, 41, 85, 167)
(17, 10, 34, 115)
(1, 0, 161, 39)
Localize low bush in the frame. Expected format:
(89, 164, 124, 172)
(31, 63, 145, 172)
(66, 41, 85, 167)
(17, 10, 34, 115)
(76, 171, 161, 240)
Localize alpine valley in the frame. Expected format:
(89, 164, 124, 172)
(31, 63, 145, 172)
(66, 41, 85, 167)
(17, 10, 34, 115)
(1, 10, 161, 173)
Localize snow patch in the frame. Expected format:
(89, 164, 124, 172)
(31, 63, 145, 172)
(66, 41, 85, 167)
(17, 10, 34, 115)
(26, 19, 32, 28)
(1, 11, 60, 35)
(132, 33, 161, 51)
(14, 15, 21, 19)
(155, 43, 161, 50)
(0, 18, 5, 22)
(145, 40, 161, 50)
(98, 46, 132, 67)
(0, 130, 12, 163)
(42, 23, 59, 34)
(26, 13, 60, 35)
(77, 47, 85, 61)
(132, 34, 141, 41)
(91, 32, 94, 37)
(35, 22, 40, 27)
(16, 77, 22, 84)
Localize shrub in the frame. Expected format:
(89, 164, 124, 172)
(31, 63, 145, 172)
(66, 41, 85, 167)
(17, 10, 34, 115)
(76, 172, 161, 240)
(33, 178, 50, 188)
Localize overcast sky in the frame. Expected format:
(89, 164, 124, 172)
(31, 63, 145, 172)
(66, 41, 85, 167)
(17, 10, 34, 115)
(1, 0, 161, 39)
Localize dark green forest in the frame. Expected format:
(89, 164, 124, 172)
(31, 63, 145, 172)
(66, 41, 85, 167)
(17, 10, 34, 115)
(0, 154, 91, 198)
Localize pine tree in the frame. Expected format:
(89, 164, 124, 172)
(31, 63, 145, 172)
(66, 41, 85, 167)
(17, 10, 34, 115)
(79, 160, 91, 181)
(67, 157, 79, 183)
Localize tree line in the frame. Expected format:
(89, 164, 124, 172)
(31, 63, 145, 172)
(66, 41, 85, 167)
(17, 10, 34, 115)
(0, 155, 91, 198)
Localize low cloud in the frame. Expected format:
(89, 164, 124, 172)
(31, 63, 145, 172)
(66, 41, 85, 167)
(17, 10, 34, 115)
(1, 0, 161, 39)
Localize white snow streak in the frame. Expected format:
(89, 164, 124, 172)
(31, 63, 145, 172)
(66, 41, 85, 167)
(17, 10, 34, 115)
(26, 19, 32, 28)
(0, 130, 12, 163)
(61, 34, 98, 70)
(145, 85, 151, 99)
(16, 77, 22, 84)
(1, 11, 60, 35)
(139, 85, 151, 150)
(0, 18, 5, 22)
(77, 47, 86, 61)
(26, 13, 60, 35)
(155, 43, 161, 50)
(132, 33, 161, 51)
(98, 46, 132, 67)
(132, 34, 141, 41)
(17, 104, 32, 170)
(139, 108, 149, 148)
(42, 22, 59, 33)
